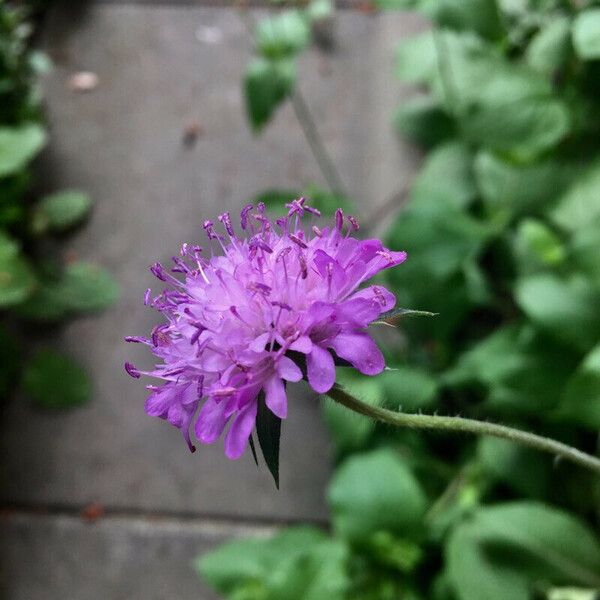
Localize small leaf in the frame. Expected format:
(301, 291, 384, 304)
(374, 307, 438, 326)
(56, 262, 119, 313)
(256, 11, 310, 60)
(244, 58, 296, 132)
(32, 190, 92, 234)
(22, 349, 92, 409)
(0, 252, 36, 308)
(256, 391, 281, 488)
(526, 17, 572, 74)
(0, 124, 47, 177)
(572, 9, 600, 60)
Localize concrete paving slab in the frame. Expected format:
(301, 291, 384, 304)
(0, 511, 274, 600)
(0, 4, 425, 519)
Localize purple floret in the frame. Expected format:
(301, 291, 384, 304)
(125, 200, 406, 460)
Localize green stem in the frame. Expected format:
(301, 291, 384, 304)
(326, 385, 600, 476)
(290, 89, 348, 197)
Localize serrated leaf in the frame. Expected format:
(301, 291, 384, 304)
(22, 349, 92, 409)
(32, 189, 92, 234)
(256, 390, 281, 488)
(244, 58, 296, 132)
(572, 9, 600, 60)
(0, 124, 46, 177)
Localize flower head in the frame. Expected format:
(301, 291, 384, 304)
(125, 200, 406, 459)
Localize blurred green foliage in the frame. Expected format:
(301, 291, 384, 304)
(202, 0, 600, 598)
(0, 2, 117, 408)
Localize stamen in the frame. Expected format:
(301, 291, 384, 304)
(347, 215, 360, 231)
(218, 212, 235, 237)
(335, 208, 344, 231)
(289, 233, 308, 249)
(124, 362, 141, 379)
(150, 262, 168, 282)
(240, 204, 253, 230)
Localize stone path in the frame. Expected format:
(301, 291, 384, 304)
(0, 3, 424, 598)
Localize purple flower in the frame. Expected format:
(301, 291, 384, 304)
(125, 200, 406, 459)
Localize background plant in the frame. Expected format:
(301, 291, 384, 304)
(0, 1, 117, 408)
(198, 1, 600, 598)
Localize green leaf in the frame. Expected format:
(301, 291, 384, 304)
(196, 527, 326, 596)
(472, 503, 600, 587)
(447, 502, 600, 600)
(0, 124, 46, 177)
(570, 224, 600, 286)
(423, 0, 504, 41)
(461, 95, 570, 162)
(526, 17, 572, 74)
(572, 9, 600, 60)
(395, 32, 438, 84)
(268, 539, 349, 600)
(256, 391, 281, 488)
(446, 521, 530, 600)
(0, 251, 35, 308)
(410, 141, 477, 209)
(56, 262, 118, 313)
(555, 343, 600, 430)
(244, 58, 296, 132)
(373, 0, 418, 9)
(547, 588, 599, 600)
(32, 190, 92, 234)
(477, 437, 550, 498)
(0, 231, 20, 260)
(515, 274, 600, 352)
(551, 161, 600, 233)
(256, 11, 310, 60)
(514, 219, 566, 272)
(444, 325, 577, 416)
(306, 0, 334, 23)
(474, 151, 576, 216)
(328, 448, 427, 543)
(22, 349, 92, 409)
(394, 96, 455, 147)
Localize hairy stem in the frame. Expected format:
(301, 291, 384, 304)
(290, 89, 347, 196)
(326, 385, 600, 475)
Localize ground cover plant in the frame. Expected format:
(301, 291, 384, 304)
(0, 1, 117, 409)
(196, 0, 600, 598)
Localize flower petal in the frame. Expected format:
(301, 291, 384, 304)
(330, 332, 385, 376)
(347, 285, 396, 313)
(224, 400, 258, 460)
(307, 344, 335, 393)
(265, 375, 288, 418)
(289, 335, 312, 354)
(277, 356, 303, 382)
(195, 397, 229, 445)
